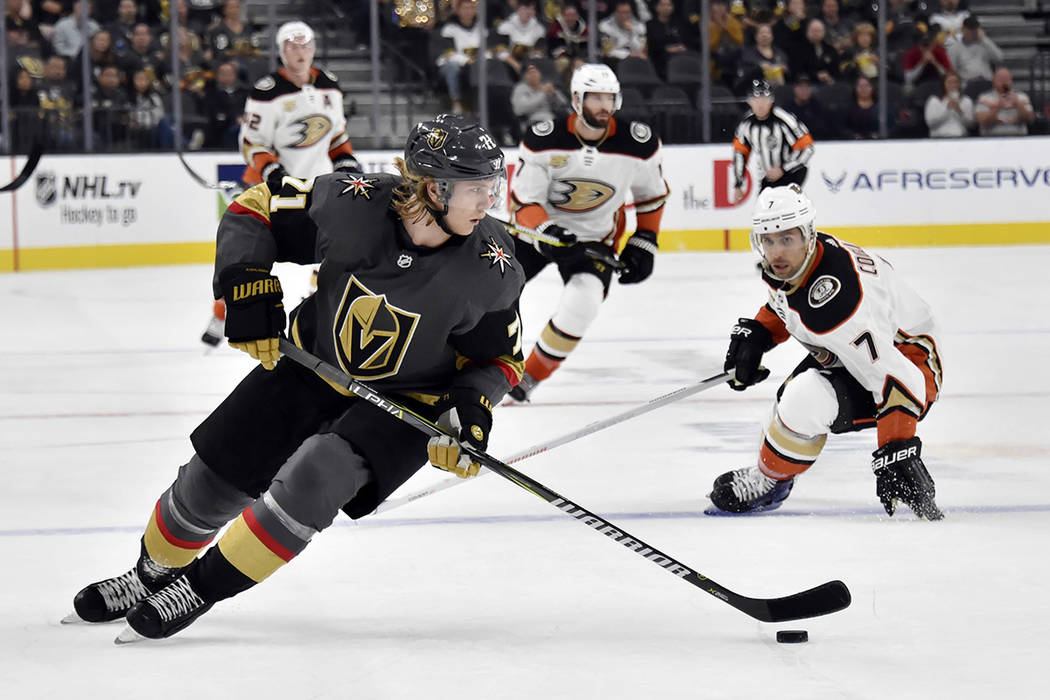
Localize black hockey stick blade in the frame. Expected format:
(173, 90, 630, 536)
(733, 579, 852, 623)
(277, 339, 853, 624)
(0, 141, 43, 193)
(176, 149, 239, 191)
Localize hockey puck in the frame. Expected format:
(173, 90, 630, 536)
(776, 630, 809, 643)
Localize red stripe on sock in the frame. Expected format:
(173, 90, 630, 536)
(153, 500, 214, 550)
(242, 506, 296, 563)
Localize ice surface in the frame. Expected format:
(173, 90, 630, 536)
(1, 247, 1047, 699)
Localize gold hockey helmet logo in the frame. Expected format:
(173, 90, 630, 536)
(291, 114, 332, 148)
(333, 276, 420, 380)
(426, 128, 448, 150)
(550, 178, 616, 213)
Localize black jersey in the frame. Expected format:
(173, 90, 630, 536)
(215, 172, 526, 404)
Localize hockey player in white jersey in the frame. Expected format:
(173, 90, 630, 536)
(708, 185, 944, 520)
(202, 20, 361, 346)
(508, 62, 669, 401)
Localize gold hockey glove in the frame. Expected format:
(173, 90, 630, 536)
(427, 390, 493, 479)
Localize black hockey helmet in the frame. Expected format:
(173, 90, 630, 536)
(404, 114, 506, 183)
(749, 79, 773, 99)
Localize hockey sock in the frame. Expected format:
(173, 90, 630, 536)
(526, 321, 582, 381)
(206, 494, 317, 599)
(758, 411, 828, 480)
(143, 494, 220, 570)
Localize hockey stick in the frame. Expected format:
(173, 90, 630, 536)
(278, 338, 851, 623)
(492, 216, 625, 270)
(0, 141, 43, 193)
(176, 150, 240, 192)
(374, 369, 732, 515)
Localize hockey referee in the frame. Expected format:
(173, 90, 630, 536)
(731, 79, 814, 204)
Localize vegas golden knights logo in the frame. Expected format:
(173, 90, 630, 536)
(333, 276, 420, 380)
(426, 128, 448, 150)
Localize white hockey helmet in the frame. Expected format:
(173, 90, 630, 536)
(750, 184, 818, 281)
(276, 21, 315, 49)
(570, 63, 623, 117)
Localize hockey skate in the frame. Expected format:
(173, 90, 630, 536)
(200, 300, 226, 347)
(705, 466, 794, 515)
(117, 576, 213, 643)
(508, 371, 540, 402)
(66, 544, 184, 624)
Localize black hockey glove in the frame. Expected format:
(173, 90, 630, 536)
(218, 263, 286, 370)
(427, 388, 493, 479)
(332, 154, 363, 174)
(724, 318, 775, 391)
(872, 436, 944, 520)
(618, 230, 658, 284)
(261, 162, 287, 193)
(534, 221, 579, 260)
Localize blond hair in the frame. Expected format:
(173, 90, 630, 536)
(392, 157, 438, 226)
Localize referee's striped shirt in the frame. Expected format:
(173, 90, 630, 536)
(732, 107, 814, 188)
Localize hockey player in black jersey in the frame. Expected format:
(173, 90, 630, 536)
(68, 115, 526, 641)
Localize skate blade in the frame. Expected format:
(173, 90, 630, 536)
(60, 611, 83, 624)
(114, 626, 147, 645)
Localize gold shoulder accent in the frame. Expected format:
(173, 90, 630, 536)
(234, 184, 273, 223)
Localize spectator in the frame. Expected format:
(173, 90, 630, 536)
(840, 21, 878, 81)
(795, 18, 840, 85)
(511, 59, 569, 132)
(164, 25, 209, 101)
(597, 0, 646, 66)
(91, 63, 129, 147)
(51, 0, 100, 58)
(930, 0, 970, 42)
(841, 75, 888, 139)
(37, 54, 77, 149)
(819, 0, 853, 55)
(737, 22, 790, 88)
(127, 67, 165, 147)
(105, 0, 137, 53)
(495, 0, 546, 76)
(946, 15, 1003, 86)
(10, 67, 41, 147)
(205, 0, 258, 68)
(202, 60, 248, 148)
(547, 1, 588, 84)
(7, 19, 45, 76)
(884, 0, 920, 69)
(118, 23, 165, 93)
(774, 0, 809, 69)
(646, 0, 694, 80)
(34, 0, 63, 41)
(436, 0, 483, 115)
(781, 75, 838, 139)
(924, 71, 974, 137)
(183, 0, 221, 33)
(976, 67, 1036, 136)
(901, 27, 952, 90)
(159, 0, 204, 58)
(69, 28, 118, 93)
(706, 0, 745, 83)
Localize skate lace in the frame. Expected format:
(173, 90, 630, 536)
(97, 570, 149, 613)
(730, 467, 776, 502)
(147, 578, 206, 623)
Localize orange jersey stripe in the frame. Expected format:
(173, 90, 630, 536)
(792, 132, 815, 151)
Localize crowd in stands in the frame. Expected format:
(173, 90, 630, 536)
(384, 0, 1042, 143)
(3, 0, 1042, 153)
(5, 0, 259, 150)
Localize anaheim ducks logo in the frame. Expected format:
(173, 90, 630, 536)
(426, 128, 448, 150)
(550, 178, 616, 213)
(333, 276, 420, 380)
(290, 114, 332, 148)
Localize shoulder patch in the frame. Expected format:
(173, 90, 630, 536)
(630, 121, 652, 143)
(322, 69, 337, 82)
(808, 275, 841, 308)
(531, 120, 554, 136)
(254, 75, 276, 91)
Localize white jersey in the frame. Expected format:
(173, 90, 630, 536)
(239, 67, 350, 181)
(758, 233, 942, 416)
(511, 115, 669, 244)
